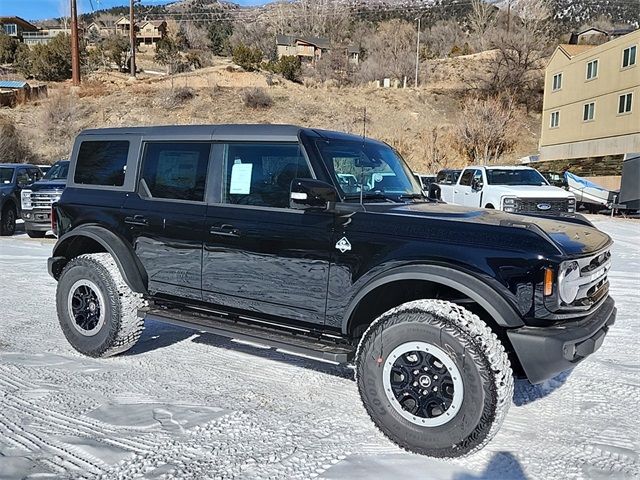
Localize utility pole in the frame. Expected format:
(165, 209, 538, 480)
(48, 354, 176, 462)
(507, 0, 511, 34)
(70, 0, 80, 86)
(129, 0, 136, 77)
(414, 17, 421, 88)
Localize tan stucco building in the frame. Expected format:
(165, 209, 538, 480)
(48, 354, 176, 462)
(539, 29, 640, 162)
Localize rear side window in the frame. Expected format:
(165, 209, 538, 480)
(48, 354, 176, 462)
(74, 141, 129, 186)
(140, 142, 211, 202)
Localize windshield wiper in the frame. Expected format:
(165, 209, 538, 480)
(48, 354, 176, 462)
(344, 193, 401, 203)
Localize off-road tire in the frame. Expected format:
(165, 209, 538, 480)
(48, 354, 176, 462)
(56, 253, 147, 357)
(356, 299, 513, 458)
(26, 230, 47, 238)
(0, 204, 16, 236)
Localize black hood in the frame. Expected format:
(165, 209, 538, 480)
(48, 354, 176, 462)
(364, 202, 612, 257)
(29, 179, 66, 191)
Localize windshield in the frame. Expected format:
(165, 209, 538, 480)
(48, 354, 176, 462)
(486, 169, 549, 186)
(316, 139, 422, 200)
(44, 161, 69, 180)
(0, 167, 14, 184)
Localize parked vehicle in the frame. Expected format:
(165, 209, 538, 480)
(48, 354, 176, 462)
(565, 172, 617, 214)
(619, 153, 640, 212)
(21, 160, 69, 238)
(49, 125, 615, 458)
(437, 165, 576, 215)
(0, 163, 42, 236)
(414, 173, 436, 190)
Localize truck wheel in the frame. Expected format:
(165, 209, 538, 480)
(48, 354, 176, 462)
(26, 230, 47, 238)
(56, 253, 147, 357)
(0, 204, 16, 236)
(356, 300, 513, 458)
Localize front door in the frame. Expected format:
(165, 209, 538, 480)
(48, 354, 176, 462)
(202, 142, 332, 326)
(122, 141, 212, 300)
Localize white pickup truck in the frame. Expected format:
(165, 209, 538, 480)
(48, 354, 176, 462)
(437, 166, 576, 215)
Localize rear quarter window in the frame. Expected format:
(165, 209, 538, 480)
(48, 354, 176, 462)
(74, 140, 129, 186)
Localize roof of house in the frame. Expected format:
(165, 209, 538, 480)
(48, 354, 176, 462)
(276, 35, 330, 49)
(139, 20, 166, 28)
(347, 46, 359, 54)
(0, 16, 39, 32)
(558, 44, 596, 58)
(0, 80, 29, 89)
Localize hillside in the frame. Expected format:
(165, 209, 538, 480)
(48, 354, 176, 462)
(3, 59, 541, 172)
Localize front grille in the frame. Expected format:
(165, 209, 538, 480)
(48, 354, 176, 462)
(568, 249, 611, 309)
(516, 198, 569, 214)
(30, 190, 62, 209)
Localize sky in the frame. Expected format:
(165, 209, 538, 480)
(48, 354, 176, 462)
(0, 0, 271, 21)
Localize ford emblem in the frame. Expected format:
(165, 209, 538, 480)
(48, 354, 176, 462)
(537, 203, 552, 211)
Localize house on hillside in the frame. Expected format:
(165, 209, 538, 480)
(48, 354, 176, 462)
(538, 29, 639, 187)
(22, 26, 71, 46)
(276, 35, 360, 66)
(87, 21, 114, 40)
(276, 35, 330, 65)
(570, 27, 637, 46)
(0, 16, 39, 42)
(137, 20, 167, 45)
(114, 16, 166, 46)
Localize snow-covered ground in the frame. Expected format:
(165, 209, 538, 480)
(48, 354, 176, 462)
(0, 217, 638, 480)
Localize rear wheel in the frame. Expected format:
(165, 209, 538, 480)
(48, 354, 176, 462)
(56, 253, 147, 357)
(0, 204, 16, 236)
(356, 300, 513, 457)
(26, 230, 47, 238)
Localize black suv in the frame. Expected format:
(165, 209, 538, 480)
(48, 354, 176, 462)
(48, 125, 616, 458)
(20, 159, 69, 238)
(0, 163, 42, 236)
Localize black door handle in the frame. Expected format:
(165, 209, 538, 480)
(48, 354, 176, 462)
(210, 224, 241, 237)
(125, 215, 148, 226)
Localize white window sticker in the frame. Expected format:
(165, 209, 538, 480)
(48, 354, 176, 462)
(229, 163, 253, 194)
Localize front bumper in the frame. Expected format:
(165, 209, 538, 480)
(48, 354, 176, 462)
(22, 210, 51, 231)
(508, 296, 616, 384)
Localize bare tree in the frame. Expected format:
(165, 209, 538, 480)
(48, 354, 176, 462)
(468, 0, 496, 51)
(58, 0, 70, 30)
(451, 96, 518, 165)
(358, 19, 417, 82)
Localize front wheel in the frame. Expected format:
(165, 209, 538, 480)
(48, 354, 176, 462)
(356, 300, 513, 458)
(0, 205, 16, 236)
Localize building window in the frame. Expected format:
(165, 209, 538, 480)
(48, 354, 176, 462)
(550, 111, 560, 128)
(586, 59, 598, 80)
(3, 24, 17, 36)
(622, 45, 637, 68)
(583, 102, 595, 121)
(618, 93, 633, 114)
(552, 73, 562, 91)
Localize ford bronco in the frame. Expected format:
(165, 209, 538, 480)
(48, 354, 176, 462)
(48, 125, 615, 457)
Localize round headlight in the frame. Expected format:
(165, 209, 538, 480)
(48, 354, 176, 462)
(558, 261, 580, 304)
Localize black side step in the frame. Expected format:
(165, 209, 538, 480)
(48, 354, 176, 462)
(143, 308, 355, 364)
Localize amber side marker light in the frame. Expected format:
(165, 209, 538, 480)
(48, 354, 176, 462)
(544, 268, 554, 296)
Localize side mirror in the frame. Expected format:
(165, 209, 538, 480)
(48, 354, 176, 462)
(471, 178, 483, 191)
(290, 178, 338, 210)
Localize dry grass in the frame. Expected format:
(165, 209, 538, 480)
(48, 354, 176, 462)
(241, 87, 273, 109)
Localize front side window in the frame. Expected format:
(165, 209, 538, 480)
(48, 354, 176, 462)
(140, 142, 211, 202)
(552, 73, 562, 91)
(315, 139, 422, 200)
(622, 45, 637, 68)
(16, 169, 30, 186)
(586, 59, 598, 80)
(459, 170, 474, 186)
(618, 93, 633, 114)
(583, 102, 595, 121)
(486, 169, 548, 186)
(222, 142, 311, 208)
(550, 111, 560, 128)
(74, 140, 129, 186)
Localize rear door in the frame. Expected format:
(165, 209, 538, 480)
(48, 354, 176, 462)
(122, 141, 212, 301)
(202, 141, 333, 326)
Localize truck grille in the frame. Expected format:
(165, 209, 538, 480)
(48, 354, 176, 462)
(568, 250, 611, 309)
(30, 190, 62, 209)
(516, 198, 569, 214)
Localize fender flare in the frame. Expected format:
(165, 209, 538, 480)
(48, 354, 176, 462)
(50, 225, 148, 294)
(341, 264, 524, 335)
